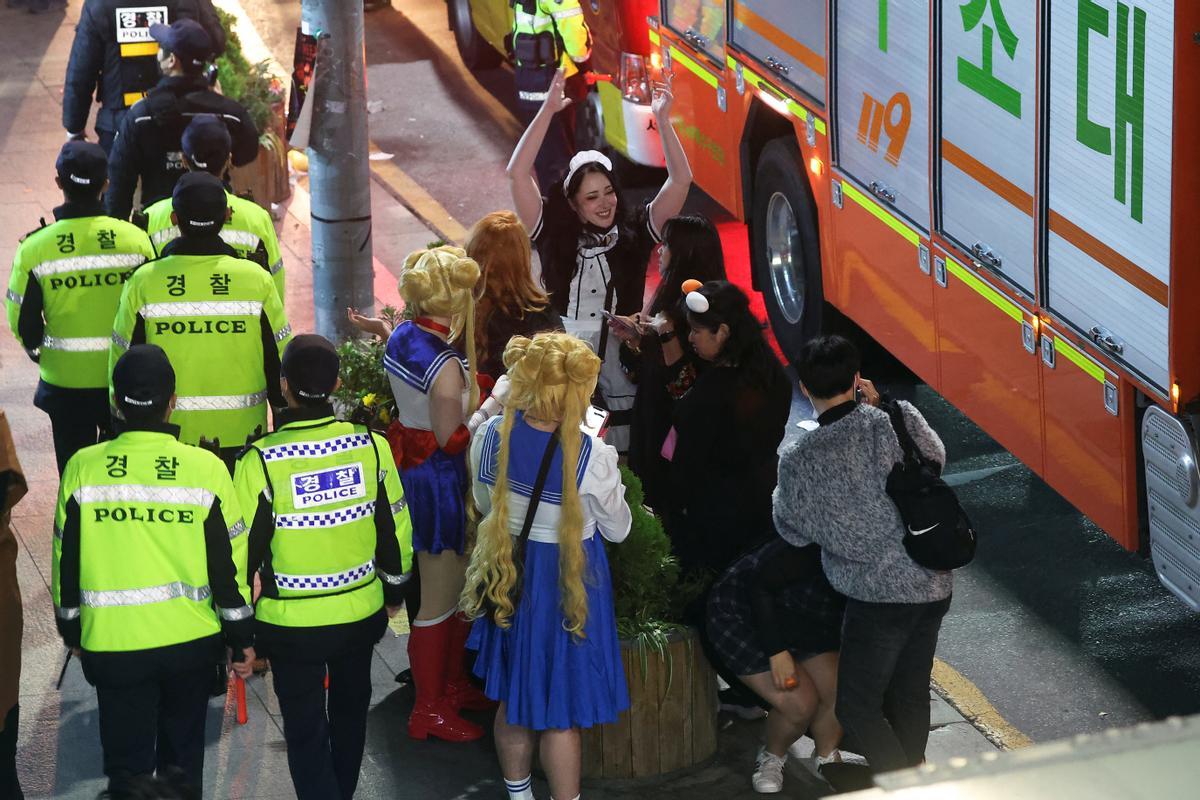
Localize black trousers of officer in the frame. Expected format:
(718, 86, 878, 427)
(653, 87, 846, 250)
(263, 612, 386, 800)
(81, 637, 219, 795)
(34, 383, 112, 476)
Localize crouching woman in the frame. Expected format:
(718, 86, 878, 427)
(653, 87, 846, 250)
(461, 332, 632, 800)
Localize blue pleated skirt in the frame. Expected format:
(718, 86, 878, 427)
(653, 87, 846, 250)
(399, 449, 468, 555)
(467, 534, 631, 730)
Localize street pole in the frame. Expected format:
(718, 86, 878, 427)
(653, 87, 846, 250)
(301, 0, 373, 341)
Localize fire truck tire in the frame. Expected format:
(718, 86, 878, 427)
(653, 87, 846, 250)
(449, 0, 501, 71)
(751, 138, 822, 364)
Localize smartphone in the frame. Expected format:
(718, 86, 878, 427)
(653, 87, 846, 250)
(600, 310, 639, 337)
(581, 405, 610, 438)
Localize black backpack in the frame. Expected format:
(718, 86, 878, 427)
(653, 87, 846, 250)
(882, 400, 976, 571)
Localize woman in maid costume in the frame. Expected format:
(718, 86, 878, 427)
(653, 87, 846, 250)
(507, 68, 692, 453)
(383, 246, 493, 743)
(461, 332, 632, 800)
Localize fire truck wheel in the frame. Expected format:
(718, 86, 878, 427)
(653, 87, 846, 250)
(752, 138, 822, 364)
(449, 0, 501, 71)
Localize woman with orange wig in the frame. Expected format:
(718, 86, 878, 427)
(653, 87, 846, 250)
(466, 210, 563, 382)
(462, 333, 631, 800)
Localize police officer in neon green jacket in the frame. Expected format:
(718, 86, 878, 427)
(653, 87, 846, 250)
(234, 335, 413, 800)
(5, 142, 155, 474)
(512, 0, 592, 185)
(52, 344, 255, 796)
(143, 115, 286, 301)
(111, 171, 292, 468)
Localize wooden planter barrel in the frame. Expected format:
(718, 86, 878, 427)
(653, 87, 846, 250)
(580, 626, 718, 779)
(229, 137, 291, 208)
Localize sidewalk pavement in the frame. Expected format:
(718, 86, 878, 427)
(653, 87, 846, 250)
(2, 4, 998, 798)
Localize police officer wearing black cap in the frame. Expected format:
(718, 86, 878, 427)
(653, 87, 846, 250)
(53, 343, 255, 796)
(105, 16, 258, 221)
(110, 171, 291, 469)
(234, 335, 412, 800)
(143, 114, 286, 300)
(63, 1, 227, 153)
(5, 142, 155, 475)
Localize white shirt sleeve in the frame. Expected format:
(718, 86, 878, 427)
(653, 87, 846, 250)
(579, 437, 631, 543)
(469, 418, 496, 517)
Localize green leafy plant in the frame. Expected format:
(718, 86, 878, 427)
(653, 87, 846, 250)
(333, 306, 403, 431)
(608, 467, 703, 659)
(213, 8, 286, 141)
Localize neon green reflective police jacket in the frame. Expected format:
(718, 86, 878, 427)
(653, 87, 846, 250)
(52, 423, 254, 653)
(144, 191, 285, 301)
(6, 207, 154, 389)
(110, 235, 292, 451)
(234, 408, 414, 629)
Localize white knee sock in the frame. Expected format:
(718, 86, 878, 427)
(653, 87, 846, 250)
(504, 775, 534, 800)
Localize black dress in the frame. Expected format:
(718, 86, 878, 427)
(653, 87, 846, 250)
(663, 364, 792, 578)
(477, 305, 564, 382)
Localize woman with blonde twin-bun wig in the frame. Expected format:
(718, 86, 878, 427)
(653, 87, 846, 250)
(382, 246, 491, 743)
(462, 332, 632, 800)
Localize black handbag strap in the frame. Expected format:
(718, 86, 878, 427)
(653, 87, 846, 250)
(883, 400, 921, 466)
(516, 432, 560, 557)
(595, 279, 617, 360)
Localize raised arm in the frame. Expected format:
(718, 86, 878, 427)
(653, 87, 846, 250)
(647, 87, 693, 235)
(507, 69, 572, 231)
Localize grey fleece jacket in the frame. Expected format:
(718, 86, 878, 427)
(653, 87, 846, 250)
(772, 402, 953, 604)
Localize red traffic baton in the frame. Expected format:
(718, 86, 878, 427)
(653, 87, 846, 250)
(235, 676, 248, 725)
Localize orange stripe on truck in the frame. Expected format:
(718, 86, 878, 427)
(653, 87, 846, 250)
(941, 138, 1033, 218)
(733, 4, 824, 76)
(1048, 210, 1169, 307)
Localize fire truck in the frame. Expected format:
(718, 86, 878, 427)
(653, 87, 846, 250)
(650, 1, 1200, 609)
(446, 0, 666, 167)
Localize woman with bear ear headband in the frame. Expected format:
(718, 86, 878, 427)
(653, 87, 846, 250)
(506, 67, 693, 454)
(380, 246, 495, 744)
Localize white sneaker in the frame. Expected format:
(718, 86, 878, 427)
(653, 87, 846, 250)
(799, 748, 843, 781)
(752, 747, 787, 794)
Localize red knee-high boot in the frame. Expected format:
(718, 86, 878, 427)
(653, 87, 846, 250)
(444, 612, 497, 712)
(407, 615, 484, 742)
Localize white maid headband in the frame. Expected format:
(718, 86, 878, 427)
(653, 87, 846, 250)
(563, 150, 613, 195)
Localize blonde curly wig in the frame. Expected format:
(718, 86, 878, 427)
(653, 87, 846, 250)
(460, 332, 602, 636)
(398, 245, 482, 409)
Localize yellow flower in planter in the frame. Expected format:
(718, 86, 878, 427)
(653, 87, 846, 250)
(362, 392, 378, 408)
(378, 407, 391, 424)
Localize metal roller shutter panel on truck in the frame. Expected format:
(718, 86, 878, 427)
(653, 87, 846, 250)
(729, 0, 825, 106)
(939, 0, 1038, 296)
(1046, 0, 1174, 391)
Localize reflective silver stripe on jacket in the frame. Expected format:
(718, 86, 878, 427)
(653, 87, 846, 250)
(151, 227, 179, 248)
(53, 524, 63, 541)
(228, 519, 247, 539)
(258, 433, 372, 462)
(6, 288, 22, 305)
(40, 335, 110, 352)
(514, 8, 554, 28)
(389, 497, 406, 516)
(274, 324, 292, 342)
(518, 90, 549, 102)
(174, 391, 268, 412)
(32, 253, 146, 278)
(111, 331, 130, 351)
(81, 581, 211, 608)
(378, 568, 408, 586)
(140, 301, 263, 318)
(219, 604, 253, 621)
(552, 7, 583, 20)
(275, 501, 376, 530)
(275, 560, 375, 591)
(221, 230, 261, 249)
(74, 484, 215, 508)
(270, 259, 283, 275)
(56, 606, 80, 620)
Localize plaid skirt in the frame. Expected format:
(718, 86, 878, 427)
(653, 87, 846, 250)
(706, 539, 846, 677)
